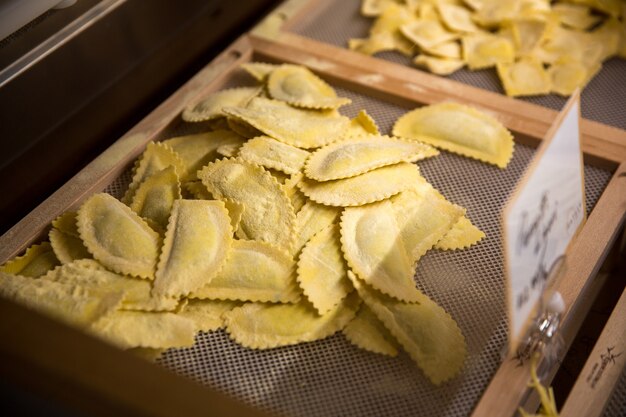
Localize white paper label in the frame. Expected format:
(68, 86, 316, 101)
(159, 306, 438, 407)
(503, 94, 585, 350)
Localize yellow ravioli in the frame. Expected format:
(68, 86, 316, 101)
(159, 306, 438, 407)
(342, 303, 400, 357)
(154, 199, 233, 298)
(163, 130, 246, 180)
(177, 299, 240, 332)
(122, 142, 186, 204)
(462, 33, 515, 70)
(240, 62, 278, 81)
(391, 187, 465, 265)
(91, 310, 197, 349)
(191, 239, 299, 303)
(226, 117, 264, 139)
(400, 20, 459, 49)
(49, 229, 92, 264)
(284, 172, 308, 214)
(182, 87, 261, 123)
(548, 58, 595, 96)
(392, 102, 514, 168)
(508, 18, 550, 57)
(223, 199, 245, 234)
(552, 3, 602, 30)
(349, 32, 399, 56)
(348, 272, 466, 385)
(77, 193, 161, 279)
(239, 135, 310, 175)
(361, 0, 400, 17)
(129, 166, 181, 231)
(437, 3, 480, 33)
(0, 241, 60, 278)
(198, 158, 296, 250)
(293, 200, 341, 255)
(421, 40, 462, 59)
(472, 0, 520, 27)
(184, 181, 212, 200)
(223, 291, 360, 349)
(345, 109, 380, 137)
(413, 54, 465, 75)
(497, 58, 551, 97)
(340, 200, 421, 303)
(305, 135, 438, 181)
(435, 216, 485, 250)
(52, 211, 80, 237)
(223, 97, 350, 149)
(43, 259, 178, 311)
(0, 271, 122, 327)
(369, 3, 417, 56)
(298, 162, 423, 207)
(268, 65, 351, 110)
(297, 224, 352, 315)
(216, 141, 243, 158)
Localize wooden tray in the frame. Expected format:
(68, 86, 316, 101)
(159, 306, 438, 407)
(1, 5, 626, 416)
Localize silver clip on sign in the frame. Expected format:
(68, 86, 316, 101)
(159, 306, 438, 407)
(509, 255, 567, 380)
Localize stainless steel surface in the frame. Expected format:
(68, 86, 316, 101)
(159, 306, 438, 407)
(292, 0, 626, 131)
(105, 69, 612, 417)
(0, 0, 126, 88)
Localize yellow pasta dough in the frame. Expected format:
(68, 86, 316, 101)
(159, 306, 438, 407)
(91, 310, 197, 349)
(77, 193, 161, 279)
(153, 199, 233, 298)
(293, 200, 341, 255)
(0, 241, 60, 278)
(223, 291, 360, 349)
(0, 271, 122, 327)
(43, 259, 178, 312)
(349, 272, 466, 385)
(163, 130, 246, 180)
(437, 3, 480, 33)
(297, 224, 352, 315)
(413, 54, 465, 75)
(268, 64, 351, 110)
(393, 102, 514, 168)
(400, 20, 459, 49)
(462, 33, 515, 70)
(49, 228, 92, 265)
(435, 216, 485, 250)
(122, 142, 186, 204)
(239, 135, 310, 175)
(129, 166, 181, 231)
(391, 187, 465, 265)
(340, 200, 421, 303)
(223, 97, 350, 149)
(305, 135, 438, 181)
(497, 58, 552, 97)
(177, 299, 240, 332)
(342, 303, 400, 357)
(182, 87, 261, 123)
(190, 239, 299, 303)
(198, 158, 296, 250)
(298, 162, 423, 206)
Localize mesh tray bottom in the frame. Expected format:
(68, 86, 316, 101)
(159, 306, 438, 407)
(292, 0, 626, 131)
(106, 74, 612, 417)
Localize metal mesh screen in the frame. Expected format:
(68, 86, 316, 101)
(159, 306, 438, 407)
(291, 0, 626, 131)
(104, 70, 611, 417)
(603, 367, 626, 417)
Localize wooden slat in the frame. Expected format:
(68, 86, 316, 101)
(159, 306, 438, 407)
(0, 36, 254, 263)
(471, 163, 626, 417)
(560, 286, 626, 417)
(0, 296, 267, 417)
(248, 33, 626, 168)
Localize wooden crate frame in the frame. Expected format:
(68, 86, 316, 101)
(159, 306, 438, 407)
(1, 2, 626, 415)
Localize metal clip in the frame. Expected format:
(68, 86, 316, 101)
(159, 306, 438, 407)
(508, 256, 567, 378)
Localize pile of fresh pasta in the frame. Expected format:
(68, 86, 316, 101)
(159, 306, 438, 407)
(0, 62, 514, 385)
(350, 0, 626, 96)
